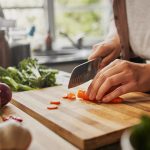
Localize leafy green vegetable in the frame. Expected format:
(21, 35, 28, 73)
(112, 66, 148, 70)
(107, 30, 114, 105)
(0, 58, 58, 91)
(130, 115, 150, 150)
(0, 67, 9, 77)
(19, 58, 41, 79)
(0, 76, 19, 91)
(18, 84, 33, 91)
(7, 67, 24, 84)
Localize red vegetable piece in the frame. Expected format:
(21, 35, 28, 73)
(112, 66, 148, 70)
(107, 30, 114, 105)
(50, 101, 61, 105)
(9, 116, 23, 122)
(47, 105, 58, 110)
(77, 90, 124, 103)
(62, 92, 76, 100)
(2, 115, 23, 122)
(67, 93, 76, 100)
(77, 90, 89, 100)
(0, 83, 12, 108)
(62, 94, 68, 99)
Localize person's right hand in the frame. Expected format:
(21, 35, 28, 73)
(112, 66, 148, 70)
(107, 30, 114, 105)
(88, 34, 121, 68)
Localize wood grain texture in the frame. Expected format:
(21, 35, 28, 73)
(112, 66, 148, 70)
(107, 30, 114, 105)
(12, 83, 150, 150)
(0, 104, 78, 150)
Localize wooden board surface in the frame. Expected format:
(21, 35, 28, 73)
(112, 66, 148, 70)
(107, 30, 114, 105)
(0, 104, 78, 150)
(12, 82, 150, 150)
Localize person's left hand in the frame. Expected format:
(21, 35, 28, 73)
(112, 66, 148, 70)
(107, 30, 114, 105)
(87, 59, 150, 102)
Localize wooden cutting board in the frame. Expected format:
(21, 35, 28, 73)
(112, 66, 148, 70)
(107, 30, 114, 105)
(12, 82, 150, 150)
(0, 104, 78, 150)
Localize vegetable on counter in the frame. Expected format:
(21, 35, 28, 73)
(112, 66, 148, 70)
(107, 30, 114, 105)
(77, 90, 123, 103)
(130, 115, 150, 150)
(77, 90, 89, 100)
(50, 101, 61, 105)
(63, 93, 76, 100)
(2, 115, 23, 123)
(0, 120, 32, 150)
(0, 83, 12, 108)
(0, 58, 58, 91)
(63, 90, 124, 103)
(47, 101, 60, 110)
(47, 105, 58, 110)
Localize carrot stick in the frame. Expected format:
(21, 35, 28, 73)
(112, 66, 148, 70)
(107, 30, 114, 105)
(50, 101, 61, 105)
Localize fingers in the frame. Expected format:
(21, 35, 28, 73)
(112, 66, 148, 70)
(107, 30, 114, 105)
(102, 83, 134, 102)
(88, 42, 113, 60)
(96, 72, 125, 100)
(99, 52, 119, 69)
(99, 59, 121, 73)
(87, 60, 123, 100)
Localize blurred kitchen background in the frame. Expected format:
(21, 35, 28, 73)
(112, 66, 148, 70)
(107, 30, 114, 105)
(0, 0, 112, 72)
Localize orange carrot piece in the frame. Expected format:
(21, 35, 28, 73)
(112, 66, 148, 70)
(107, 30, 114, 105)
(62, 92, 76, 100)
(77, 90, 124, 103)
(62, 94, 68, 99)
(50, 101, 61, 105)
(47, 105, 58, 110)
(67, 93, 76, 100)
(77, 90, 89, 100)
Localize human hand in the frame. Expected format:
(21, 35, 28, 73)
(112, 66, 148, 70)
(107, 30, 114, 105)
(88, 34, 121, 69)
(87, 59, 150, 102)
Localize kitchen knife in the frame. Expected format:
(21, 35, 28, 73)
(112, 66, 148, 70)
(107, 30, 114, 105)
(68, 57, 102, 88)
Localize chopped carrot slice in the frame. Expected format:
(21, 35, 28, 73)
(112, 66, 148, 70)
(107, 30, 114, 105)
(50, 101, 61, 105)
(77, 89, 124, 103)
(47, 105, 58, 110)
(62, 92, 76, 100)
(77, 90, 89, 100)
(67, 93, 76, 100)
(62, 94, 68, 99)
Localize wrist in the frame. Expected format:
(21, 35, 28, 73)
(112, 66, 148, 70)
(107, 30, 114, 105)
(105, 33, 121, 53)
(140, 63, 150, 91)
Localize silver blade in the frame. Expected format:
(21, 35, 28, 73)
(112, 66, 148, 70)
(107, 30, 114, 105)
(68, 57, 102, 88)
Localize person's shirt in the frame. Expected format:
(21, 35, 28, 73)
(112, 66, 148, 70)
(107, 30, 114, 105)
(126, 0, 150, 59)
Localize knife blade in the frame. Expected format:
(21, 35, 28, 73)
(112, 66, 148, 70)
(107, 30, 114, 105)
(68, 57, 102, 88)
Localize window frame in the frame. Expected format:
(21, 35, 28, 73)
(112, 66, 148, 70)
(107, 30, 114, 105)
(45, 0, 55, 39)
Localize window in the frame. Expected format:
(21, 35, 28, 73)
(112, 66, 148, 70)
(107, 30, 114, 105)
(0, 0, 47, 36)
(0, 0, 111, 49)
(54, 0, 112, 48)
